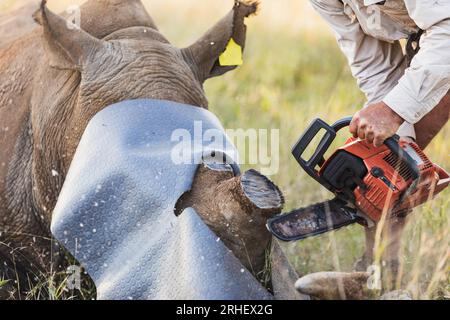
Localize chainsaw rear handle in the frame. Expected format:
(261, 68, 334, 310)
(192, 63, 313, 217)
(292, 117, 420, 190)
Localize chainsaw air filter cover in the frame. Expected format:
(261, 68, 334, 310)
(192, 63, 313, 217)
(321, 150, 367, 193)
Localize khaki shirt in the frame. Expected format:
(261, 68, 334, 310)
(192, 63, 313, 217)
(310, 0, 450, 138)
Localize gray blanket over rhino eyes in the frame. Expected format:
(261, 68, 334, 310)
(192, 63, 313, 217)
(51, 99, 272, 300)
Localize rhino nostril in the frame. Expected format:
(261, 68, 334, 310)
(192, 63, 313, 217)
(174, 190, 192, 217)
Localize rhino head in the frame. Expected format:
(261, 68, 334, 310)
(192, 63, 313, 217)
(32, 0, 259, 157)
(1, 0, 292, 297)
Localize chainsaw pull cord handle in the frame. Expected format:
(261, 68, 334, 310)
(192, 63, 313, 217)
(384, 136, 421, 201)
(383, 136, 420, 181)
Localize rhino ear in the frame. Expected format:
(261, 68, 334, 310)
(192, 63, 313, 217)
(182, 0, 260, 83)
(33, 0, 105, 70)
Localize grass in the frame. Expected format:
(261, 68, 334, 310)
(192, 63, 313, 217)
(1, 0, 449, 299)
(0, 278, 10, 288)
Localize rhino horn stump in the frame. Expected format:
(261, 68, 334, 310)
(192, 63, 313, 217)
(176, 164, 284, 276)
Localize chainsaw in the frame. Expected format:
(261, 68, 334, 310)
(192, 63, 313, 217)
(267, 117, 450, 241)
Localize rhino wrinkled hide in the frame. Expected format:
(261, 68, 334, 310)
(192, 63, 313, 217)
(51, 99, 272, 300)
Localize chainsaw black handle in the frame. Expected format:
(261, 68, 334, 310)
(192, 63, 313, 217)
(292, 117, 353, 171)
(331, 117, 352, 132)
(292, 119, 337, 189)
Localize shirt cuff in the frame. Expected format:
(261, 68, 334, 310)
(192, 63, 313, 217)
(383, 84, 427, 124)
(397, 122, 416, 139)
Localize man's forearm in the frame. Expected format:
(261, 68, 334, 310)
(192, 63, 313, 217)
(383, 17, 450, 125)
(414, 91, 450, 149)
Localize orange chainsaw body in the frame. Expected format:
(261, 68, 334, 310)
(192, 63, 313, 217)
(319, 137, 449, 222)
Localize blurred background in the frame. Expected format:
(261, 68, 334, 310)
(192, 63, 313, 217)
(1, 0, 448, 299)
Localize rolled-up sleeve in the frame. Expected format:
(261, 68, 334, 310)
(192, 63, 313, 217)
(309, 0, 415, 136)
(384, 0, 450, 124)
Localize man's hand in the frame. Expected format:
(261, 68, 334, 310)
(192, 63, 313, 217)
(350, 102, 404, 147)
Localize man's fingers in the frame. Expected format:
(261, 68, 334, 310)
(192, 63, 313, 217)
(357, 119, 367, 140)
(350, 115, 359, 137)
(357, 127, 366, 140)
(373, 133, 385, 147)
(366, 130, 375, 145)
(350, 102, 403, 146)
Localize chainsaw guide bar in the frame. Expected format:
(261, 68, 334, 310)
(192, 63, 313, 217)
(267, 198, 363, 241)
